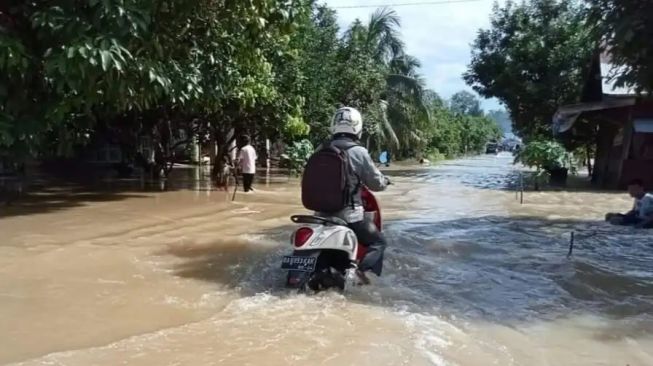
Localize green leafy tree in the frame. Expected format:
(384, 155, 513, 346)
(587, 0, 653, 93)
(280, 139, 313, 174)
(464, 0, 596, 141)
(290, 5, 341, 143)
(426, 91, 501, 158)
(0, 0, 305, 177)
(449, 90, 483, 116)
(0, 0, 510, 178)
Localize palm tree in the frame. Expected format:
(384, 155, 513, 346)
(365, 8, 404, 63)
(389, 54, 421, 77)
(343, 8, 432, 154)
(383, 54, 431, 152)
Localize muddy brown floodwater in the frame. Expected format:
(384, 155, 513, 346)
(1, 153, 652, 366)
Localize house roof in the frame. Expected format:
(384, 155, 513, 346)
(552, 51, 641, 134)
(552, 97, 636, 134)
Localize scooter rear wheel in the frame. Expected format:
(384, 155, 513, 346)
(306, 268, 347, 292)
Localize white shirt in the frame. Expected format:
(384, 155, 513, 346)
(238, 145, 257, 174)
(633, 193, 653, 218)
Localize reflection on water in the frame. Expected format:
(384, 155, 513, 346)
(1, 153, 653, 365)
(389, 154, 526, 190)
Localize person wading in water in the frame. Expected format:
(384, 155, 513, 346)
(237, 135, 257, 193)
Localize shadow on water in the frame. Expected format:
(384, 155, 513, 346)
(0, 176, 187, 218)
(0, 166, 289, 218)
(163, 214, 653, 334)
(0, 188, 150, 218)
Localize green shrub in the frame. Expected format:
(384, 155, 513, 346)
(280, 139, 314, 174)
(514, 139, 577, 178)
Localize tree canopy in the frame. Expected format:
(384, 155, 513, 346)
(587, 0, 653, 94)
(464, 0, 596, 142)
(450, 90, 483, 117)
(0, 0, 304, 163)
(0, 1, 503, 176)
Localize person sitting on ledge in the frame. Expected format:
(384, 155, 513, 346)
(605, 179, 653, 229)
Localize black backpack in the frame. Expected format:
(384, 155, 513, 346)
(301, 140, 358, 213)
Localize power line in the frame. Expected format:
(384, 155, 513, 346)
(332, 0, 483, 9)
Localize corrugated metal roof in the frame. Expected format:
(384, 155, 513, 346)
(552, 53, 644, 134)
(552, 97, 636, 134)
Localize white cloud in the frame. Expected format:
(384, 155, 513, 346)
(322, 0, 505, 111)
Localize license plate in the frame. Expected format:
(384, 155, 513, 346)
(281, 256, 317, 272)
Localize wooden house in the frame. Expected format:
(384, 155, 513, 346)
(553, 53, 653, 189)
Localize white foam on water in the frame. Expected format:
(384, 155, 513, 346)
(224, 291, 280, 311)
(397, 310, 456, 366)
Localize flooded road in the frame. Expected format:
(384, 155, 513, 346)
(2, 153, 652, 365)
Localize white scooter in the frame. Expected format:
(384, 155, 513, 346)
(282, 187, 382, 292)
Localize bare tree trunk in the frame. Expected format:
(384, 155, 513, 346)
(209, 132, 217, 167)
(586, 144, 593, 177)
(211, 128, 237, 187)
(210, 130, 224, 185)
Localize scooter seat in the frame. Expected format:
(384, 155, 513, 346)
(291, 215, 348, 227)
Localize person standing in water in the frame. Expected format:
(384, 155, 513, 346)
(238, 135, 257, 192)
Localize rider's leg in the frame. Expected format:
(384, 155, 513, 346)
(349, 218, 387, 276)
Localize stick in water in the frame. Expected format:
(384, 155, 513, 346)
(567, 231, 575, 258)
(231, 168, 238, 201)
(519, 173, 524, 204)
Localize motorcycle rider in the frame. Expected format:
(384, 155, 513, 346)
(316, 107, 391, 283)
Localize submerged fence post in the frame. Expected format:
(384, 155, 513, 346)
(519, 173, 524, 204)
(567, 231, 575, 258)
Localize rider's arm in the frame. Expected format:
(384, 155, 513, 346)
(351, 147, 388, 192)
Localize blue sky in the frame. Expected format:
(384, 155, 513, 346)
(322, 0, 505, 111)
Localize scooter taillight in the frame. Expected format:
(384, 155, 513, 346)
(293, 227, 313, 247)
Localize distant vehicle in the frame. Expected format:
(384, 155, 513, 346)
(512, 144, 521, 156)
(485, 142, 499, 154)
(501, 134, 522, 152)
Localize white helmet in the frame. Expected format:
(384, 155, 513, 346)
(330, 107, 363, 138)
